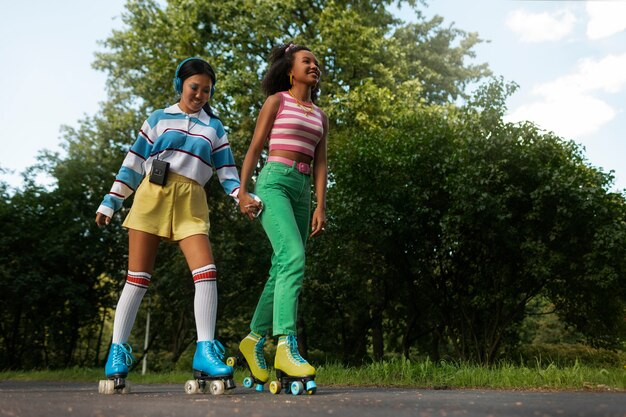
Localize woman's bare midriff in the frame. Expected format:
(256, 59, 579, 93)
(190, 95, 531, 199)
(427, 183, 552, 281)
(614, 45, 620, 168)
(269, 149, 313, 165)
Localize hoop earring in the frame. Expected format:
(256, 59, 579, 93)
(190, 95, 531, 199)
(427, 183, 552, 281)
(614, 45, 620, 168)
(289, 74, 293, 86)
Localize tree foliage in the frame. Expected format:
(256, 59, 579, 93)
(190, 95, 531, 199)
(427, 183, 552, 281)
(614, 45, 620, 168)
(1, 0, 624, 369)
(304, 79, 626, 364)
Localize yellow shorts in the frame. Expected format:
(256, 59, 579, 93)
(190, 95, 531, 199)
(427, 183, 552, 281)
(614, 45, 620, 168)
(123, 172, 210, 241)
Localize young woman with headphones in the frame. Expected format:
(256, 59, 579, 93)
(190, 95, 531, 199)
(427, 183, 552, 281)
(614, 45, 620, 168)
(95, 58, 261, 395)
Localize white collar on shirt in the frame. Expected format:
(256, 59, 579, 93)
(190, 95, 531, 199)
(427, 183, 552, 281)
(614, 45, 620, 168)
(164, 103, 211, 124)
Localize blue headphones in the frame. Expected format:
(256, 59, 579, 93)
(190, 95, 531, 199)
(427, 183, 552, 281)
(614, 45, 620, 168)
(173, 57, 216, 97)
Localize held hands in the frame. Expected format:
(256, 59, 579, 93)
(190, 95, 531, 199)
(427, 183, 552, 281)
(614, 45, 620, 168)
(95, 212, 111, 227)
(239, 192, 263, 220)
(310, 206, 326, 238)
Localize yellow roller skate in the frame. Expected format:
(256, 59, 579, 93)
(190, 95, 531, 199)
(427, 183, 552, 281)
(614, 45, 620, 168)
(230, 332, 269, 392)
(269, 335, 317, 396)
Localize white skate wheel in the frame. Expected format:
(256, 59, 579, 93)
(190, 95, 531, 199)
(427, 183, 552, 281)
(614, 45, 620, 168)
(185, 379, 200, 394)
(209, 380, 225, 395)
(121, 381, 131, 394)
(98, 379, 115, 395)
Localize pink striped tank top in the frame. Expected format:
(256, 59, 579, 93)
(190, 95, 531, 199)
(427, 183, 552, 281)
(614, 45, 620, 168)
(268, 91, 324, 158)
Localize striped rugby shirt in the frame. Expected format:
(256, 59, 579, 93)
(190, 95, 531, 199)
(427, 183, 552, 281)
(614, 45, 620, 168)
(97, 103, 240, 218)
(268, 91, 324, 158)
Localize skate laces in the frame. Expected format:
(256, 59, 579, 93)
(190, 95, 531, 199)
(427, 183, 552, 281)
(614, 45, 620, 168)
(112, 343, 135, 367)
(286, 335, 308, 365)
(204, 340, 226, 364)
(254, 336, 267, 369)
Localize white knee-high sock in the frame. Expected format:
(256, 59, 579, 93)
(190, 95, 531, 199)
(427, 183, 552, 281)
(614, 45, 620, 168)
(112, 271, 151, 344)
(193, 264, 217, 341)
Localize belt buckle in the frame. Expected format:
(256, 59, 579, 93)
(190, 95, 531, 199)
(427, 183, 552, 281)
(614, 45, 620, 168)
(297, 162, 310, 174)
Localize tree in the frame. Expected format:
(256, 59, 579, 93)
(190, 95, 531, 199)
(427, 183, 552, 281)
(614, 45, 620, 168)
(306, 79, 626, 364)
(92, 0, 489, 130)
(81, 0, 489, 365)
(0, 161, 126, 368)
(12, 0, 618, 370)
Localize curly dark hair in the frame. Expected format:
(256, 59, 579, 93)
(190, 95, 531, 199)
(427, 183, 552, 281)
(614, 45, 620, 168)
(261, 43, 321, 102)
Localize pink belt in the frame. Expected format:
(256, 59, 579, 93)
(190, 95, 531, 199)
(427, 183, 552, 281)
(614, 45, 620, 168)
(267, 156, 311, 175)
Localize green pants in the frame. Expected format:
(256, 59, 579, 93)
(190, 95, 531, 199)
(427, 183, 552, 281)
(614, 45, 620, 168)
(250, 161, 311, 336)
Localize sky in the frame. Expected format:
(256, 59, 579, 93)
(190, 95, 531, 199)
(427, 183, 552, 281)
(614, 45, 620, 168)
(1, 0, 625, 192)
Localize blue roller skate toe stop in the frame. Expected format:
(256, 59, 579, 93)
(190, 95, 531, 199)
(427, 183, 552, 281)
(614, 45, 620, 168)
(306, 380, 317, 393)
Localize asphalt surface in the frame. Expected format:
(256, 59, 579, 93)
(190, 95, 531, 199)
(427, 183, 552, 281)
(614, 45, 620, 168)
(0, 381, 624, 417)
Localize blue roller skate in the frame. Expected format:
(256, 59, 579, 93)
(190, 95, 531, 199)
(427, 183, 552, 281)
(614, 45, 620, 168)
(184, 340, 236, 395)
(98, 343, 135, 394)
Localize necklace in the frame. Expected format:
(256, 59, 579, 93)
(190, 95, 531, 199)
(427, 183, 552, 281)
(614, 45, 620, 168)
(187, 110, 202, 133)
(288, 89, 314, 116)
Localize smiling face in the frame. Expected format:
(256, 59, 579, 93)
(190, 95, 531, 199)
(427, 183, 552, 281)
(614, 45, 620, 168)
(178, 73, 213, 114)
(290, 50, 321, 88)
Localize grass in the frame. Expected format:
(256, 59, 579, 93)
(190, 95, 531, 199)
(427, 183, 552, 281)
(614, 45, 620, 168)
(314, 358, 626, 391)
(1, 358, 624, 391)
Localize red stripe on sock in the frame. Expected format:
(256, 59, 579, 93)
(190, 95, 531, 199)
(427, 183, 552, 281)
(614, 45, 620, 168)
(127, 275, 151, 288)
(193, 269, 216, 283)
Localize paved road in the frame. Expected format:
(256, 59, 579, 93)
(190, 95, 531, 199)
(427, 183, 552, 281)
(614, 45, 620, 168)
(0, 381, 624, 417)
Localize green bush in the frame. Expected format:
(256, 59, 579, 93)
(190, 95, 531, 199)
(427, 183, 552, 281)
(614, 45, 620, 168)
(516, 343, 625, 367)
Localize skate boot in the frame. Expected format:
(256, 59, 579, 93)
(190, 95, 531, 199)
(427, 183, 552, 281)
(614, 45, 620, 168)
(234, 332, 269, 391)
(98, 343, 135, 394)
(269, 335, 317, 395)
(184, 340, 235, 395)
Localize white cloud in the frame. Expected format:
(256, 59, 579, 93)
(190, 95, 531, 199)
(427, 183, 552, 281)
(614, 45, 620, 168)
(533, 54, 626, 97)
(506, 94, 615, 138)
(506, 53, 626, 138)
(586, 1, 626, 40)
(506, 9, 577, 43)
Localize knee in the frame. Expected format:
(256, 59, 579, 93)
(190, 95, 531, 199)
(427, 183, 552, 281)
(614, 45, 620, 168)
(284, 249, 305, 272)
